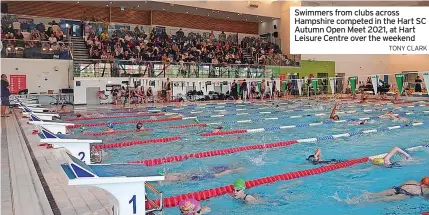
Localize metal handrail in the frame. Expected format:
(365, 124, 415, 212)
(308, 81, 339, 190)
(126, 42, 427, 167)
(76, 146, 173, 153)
(145, 183, 163, 213)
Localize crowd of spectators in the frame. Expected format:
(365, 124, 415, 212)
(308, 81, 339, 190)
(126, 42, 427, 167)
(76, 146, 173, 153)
(84, 23, 291, 66)
(1, 15, 69, 58)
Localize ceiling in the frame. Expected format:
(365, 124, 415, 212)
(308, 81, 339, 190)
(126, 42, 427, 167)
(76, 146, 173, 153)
(303, 1, 428, 6)
(72, 1, 278, 23)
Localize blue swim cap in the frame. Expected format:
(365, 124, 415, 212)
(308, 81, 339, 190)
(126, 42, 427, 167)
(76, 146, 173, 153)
(107, 122, 114, 128)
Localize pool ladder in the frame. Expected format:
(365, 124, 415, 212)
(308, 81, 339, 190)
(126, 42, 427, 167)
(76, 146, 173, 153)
(145, 183, 164, 214)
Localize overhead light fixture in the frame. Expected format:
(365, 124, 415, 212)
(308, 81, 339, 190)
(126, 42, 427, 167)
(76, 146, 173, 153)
(77, 1, 79, 3)
(137, 4, 139, 7)
(186, 12, 189, 13)
(170, 4, 174, 6)
(272, 18, 274, 20)
(260, 21, 263, 23)
(208, 14, 210, 16)
(246, 18, 248, 21)
(227, 16, 229, 18)
(106, 4, 109, 7)
(195, 7, 198, 9)
(162, 8, 165, 10)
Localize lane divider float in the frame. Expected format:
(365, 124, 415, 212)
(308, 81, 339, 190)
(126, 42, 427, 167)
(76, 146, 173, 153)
(145, 144, 429, 209)
(94, 136, 182, 150)
(130, 122, 424, 166)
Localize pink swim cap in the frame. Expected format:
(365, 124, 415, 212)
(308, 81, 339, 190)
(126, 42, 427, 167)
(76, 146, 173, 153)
(178, 198, 200, 215)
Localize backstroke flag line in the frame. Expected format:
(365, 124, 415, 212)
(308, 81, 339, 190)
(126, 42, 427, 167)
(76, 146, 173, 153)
(297, 79, 303, 96)
(312, 80, 318, 95)
(350, 77, 357, 95)
(371, 75, 379, 95)
(329, 78, 336, 95)
(395, 74, 405, 94)
(423, 72, 429, 96)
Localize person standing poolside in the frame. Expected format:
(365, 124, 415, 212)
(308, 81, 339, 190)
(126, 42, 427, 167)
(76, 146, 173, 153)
(371, 147, 412, 168)
(164, 78, 172, 103)
(1, 74, 11, 117)
(232, 178, 258, 203)
(415, 76, 423, 93)
(241, 79, 248, 102)
(260, 79, 266, 101)
(178, 199, 210, 215)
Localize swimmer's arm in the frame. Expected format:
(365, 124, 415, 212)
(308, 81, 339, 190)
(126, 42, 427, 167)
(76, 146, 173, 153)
(245, 195, 259, 204)
(314, 148, 321, 160)
(213, 167, 244, 177)
(200, 206, 211, 214)
(367, 194, 407, 203)
(330, 103, 338, 119)
(384, 147, 411, 164)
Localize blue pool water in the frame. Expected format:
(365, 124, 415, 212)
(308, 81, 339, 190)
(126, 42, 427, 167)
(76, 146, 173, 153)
(71, 101, 429, 214)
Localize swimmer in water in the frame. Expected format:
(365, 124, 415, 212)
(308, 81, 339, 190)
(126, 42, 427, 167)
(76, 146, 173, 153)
(348, 119, 369, 125)
(232, 178, 258, 203)
(76, 113, 90, 118)
(159, 166, 244, 182)
(371, 147, 412, 168)
(379, 111, 408, 122)
(79, 126, 89, 134)
(106, 122, 115, 132)
(136, 122, 144, 131)
(352, 177, 429, 203)
(213, 126, 223, 133)
(178, 199, 211, 215)
(359, 93, 368, 103)
(330, 102, 340, 121)
(306, 148, 344, 165)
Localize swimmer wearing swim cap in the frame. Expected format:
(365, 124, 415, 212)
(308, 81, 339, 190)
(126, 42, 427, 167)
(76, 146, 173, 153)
(178, 199, 210, 215)
(232, 178, 257, 203)
(213, 126, 223, 134)
(353, 177, 429, 202)
(194, 118, 200, 124)
(371, 147, 411, 167)
(306, 148, 342, 165)
(79, 126, 89, 134)
(106, 122, 114, 132)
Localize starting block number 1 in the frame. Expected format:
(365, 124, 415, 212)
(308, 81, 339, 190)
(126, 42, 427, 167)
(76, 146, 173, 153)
(129, 195, 136, 214)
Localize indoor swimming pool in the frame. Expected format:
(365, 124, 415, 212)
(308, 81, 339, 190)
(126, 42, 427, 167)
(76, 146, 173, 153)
(65, 101, 429, 215)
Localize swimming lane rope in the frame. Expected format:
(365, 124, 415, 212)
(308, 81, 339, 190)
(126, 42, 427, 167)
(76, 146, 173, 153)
(145, 143, 429, 209)
(130, 122, 424, 166)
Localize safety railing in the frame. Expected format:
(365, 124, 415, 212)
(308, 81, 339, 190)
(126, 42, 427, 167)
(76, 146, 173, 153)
(145, 183, 163, 214)
(1, 39, 72, 60)
(73, 60, 271, 78)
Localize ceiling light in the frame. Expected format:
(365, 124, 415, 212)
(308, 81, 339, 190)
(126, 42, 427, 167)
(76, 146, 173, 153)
(246, 19, 248, 21)
(110, 1, 112, 4)
(208, 14, 210, 16)
(77, 1, 79, 3)
(106, 4, 109, 6)
(260, 21, 263, 23)
(272, 18, 274, 20)
(227, 17, 229, 18)
(217, 11, 220, 13)
(137, 5, 139, 7)
(162, 8, 165, 10)
(195, 7, 198, 9)
(186, 12, 189, 13)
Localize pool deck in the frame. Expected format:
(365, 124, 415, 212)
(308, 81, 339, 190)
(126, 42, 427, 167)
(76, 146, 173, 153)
(2, 110, 112, 215)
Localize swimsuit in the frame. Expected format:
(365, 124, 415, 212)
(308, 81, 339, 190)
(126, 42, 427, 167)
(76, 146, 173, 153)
(392, 184, 424, 196)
